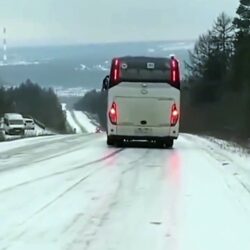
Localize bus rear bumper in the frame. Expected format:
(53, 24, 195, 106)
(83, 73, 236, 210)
(107, 135, 178, 141)
(107, 125, 179, 140)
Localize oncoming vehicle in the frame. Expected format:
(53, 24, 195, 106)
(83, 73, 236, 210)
(24, 117, 35, 130)
(0, 117, 3, 130)
(0, 117, 4, 139)
(3, 113, 25, 136)
(106, 56, 181, 148)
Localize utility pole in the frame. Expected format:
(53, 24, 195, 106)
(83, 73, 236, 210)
(3, 27, 7, 63)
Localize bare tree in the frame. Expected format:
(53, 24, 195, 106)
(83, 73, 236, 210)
(186, 13, 234, 83)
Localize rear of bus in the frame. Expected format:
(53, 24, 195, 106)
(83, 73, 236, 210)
(106, 56, 181, 148)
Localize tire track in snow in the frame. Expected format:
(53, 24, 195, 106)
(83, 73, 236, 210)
(0, 148, 125, 250)
(65, 149, 152, 250)
(0, 134, 96, 174)
(2, 147, 151, 250)
(0, 134, 75, 157)
(0, 148, 125, 194)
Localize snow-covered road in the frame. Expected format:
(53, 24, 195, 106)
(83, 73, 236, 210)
(66, 111, 82, 134)
(0, 134, 250, 250)
(66, 110, 97, 134)
(73, 111, 97, 133)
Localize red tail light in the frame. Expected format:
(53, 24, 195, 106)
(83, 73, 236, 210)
(110, 58, 121, 85)
(109, 102, 118, 125)
(170, 103, 179, 126)
(170, 57, 180, 89)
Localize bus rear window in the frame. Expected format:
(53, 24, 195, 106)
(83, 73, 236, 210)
(109, 57, 180, 89)
(120, 58, 171, 83)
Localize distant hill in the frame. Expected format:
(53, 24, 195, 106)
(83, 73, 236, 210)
(0, 40, 194, 89)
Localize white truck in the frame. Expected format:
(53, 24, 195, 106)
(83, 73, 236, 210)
(3, 113, 25, 136)
(106, 56, 181, 148)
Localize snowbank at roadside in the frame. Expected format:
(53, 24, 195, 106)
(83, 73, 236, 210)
(183, 134, 250, 193)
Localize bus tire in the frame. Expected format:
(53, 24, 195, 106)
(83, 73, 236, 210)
(107, 136, 114, 146)
(156, 140, 164, 149)
(116, 139, 123, 147)
(165, 139, 174, 149)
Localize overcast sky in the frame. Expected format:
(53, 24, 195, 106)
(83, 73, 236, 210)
(0, 0, 239, 46)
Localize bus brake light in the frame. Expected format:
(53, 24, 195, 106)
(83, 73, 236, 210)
(109, 102, 118, 125)
(170, 103, 179, 126)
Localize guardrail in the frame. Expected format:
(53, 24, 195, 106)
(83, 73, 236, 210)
(33, 118, 46, 130)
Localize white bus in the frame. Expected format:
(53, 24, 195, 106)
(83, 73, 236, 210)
(106, 56, 181, 148)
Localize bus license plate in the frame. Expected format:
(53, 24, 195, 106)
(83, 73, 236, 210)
(134, 127, 152, 135)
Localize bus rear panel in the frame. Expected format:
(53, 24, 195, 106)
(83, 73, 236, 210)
(107, 56, 180, 147)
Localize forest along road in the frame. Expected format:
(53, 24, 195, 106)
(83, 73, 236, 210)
(0, 133, 250, 250)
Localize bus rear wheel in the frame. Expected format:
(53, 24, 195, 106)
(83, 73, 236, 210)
(157, 139, 174, 149)
(107, 136, 114, 146)
(164, 139, 174, 149)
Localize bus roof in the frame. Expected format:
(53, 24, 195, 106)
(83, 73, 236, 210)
(116, 56, 172, 62)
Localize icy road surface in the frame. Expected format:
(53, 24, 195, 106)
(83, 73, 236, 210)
(0, 134, 250, 250)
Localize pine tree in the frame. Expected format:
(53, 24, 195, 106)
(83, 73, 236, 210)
(212, 13, 235, 70)
(185, 13, 234, 103)
(234, 0, 250, 37)
(186, 13, 234, 83)
(0, 87, 6, 115)
(232, 0, 250, 91)
(186, 32, 213, 82)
